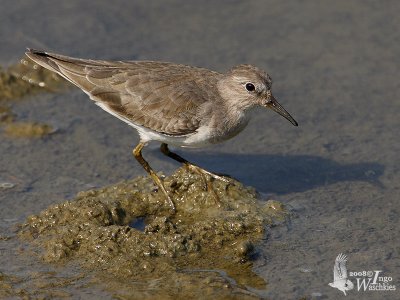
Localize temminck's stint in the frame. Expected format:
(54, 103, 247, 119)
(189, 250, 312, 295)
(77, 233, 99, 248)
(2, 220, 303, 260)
(26, 49, 298, 211)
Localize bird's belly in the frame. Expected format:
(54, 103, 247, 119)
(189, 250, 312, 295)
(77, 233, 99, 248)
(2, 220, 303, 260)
(132, 123, 212, 148)
(132, 113, 250, 148)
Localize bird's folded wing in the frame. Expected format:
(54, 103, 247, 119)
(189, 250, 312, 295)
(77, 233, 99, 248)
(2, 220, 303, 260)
(26, 50, 220, 136)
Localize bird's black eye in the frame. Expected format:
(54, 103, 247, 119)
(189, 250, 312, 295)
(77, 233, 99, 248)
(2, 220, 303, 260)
(245, 83, 255, 92)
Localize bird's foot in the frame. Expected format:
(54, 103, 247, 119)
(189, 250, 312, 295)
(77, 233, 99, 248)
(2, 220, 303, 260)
(185, 163, 232, 184)
(149, 172, 176, 213)
(184, 163, 235, 206)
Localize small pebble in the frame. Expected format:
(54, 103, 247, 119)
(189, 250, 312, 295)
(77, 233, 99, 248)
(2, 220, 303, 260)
(299, 267, 312, 273)
(0, 182, 15, 189)
(311, 292, 323, 297)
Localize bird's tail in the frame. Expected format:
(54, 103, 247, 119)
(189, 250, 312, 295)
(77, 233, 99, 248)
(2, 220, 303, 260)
(25, 48, 99, 92)
(25, 48, 65, 75)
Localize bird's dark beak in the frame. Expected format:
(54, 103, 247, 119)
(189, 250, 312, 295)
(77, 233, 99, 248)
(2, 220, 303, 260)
(264, 94, 298, 126)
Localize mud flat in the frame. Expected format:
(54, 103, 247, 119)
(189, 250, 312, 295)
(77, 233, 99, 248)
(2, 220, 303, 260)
(0, 57, 68, 100)
(18, 167, 287, 298)
(0, 57, 68, 138)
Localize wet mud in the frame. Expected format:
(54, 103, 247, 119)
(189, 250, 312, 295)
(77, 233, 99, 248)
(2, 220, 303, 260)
(4, 122, 55, 138)
(0, 57, 68, 100)
(18, 167, 287, 298)
(0, 57, 68, 138)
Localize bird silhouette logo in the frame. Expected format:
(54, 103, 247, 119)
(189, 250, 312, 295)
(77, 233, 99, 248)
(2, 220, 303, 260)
(329, 253, 354, 295)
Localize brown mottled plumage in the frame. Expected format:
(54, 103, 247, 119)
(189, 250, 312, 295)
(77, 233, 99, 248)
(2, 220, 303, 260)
(26, 49, 298, 212)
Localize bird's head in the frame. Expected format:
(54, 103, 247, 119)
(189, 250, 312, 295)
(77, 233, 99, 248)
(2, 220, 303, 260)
(218, 64, 298, 126)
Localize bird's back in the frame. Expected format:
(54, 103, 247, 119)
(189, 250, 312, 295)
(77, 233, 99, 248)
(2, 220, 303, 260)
(26, 49, 223, 136)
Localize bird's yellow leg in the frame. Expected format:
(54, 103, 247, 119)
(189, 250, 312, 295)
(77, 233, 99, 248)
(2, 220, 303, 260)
(133, 142, 175, 211)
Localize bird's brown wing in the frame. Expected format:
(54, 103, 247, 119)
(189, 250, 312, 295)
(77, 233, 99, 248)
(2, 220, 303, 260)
(26, 49, 221, 135)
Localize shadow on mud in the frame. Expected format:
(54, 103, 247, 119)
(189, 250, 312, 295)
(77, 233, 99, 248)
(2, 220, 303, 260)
(161, 151, 384, 194)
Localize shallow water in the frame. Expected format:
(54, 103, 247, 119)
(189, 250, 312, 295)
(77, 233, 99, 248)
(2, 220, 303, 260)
(1, 1, 399, 299)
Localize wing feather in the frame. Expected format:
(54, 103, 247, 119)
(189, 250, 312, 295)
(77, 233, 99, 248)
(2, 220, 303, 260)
(25, 49, 222, 136)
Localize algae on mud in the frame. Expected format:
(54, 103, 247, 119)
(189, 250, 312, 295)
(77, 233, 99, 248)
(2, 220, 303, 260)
(19, 166, 288, 297)
(4, 121, 55, 138)
(0, 57, 69, 138)
(0, 105, 15, 124)
(0, 58, 69, 100)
